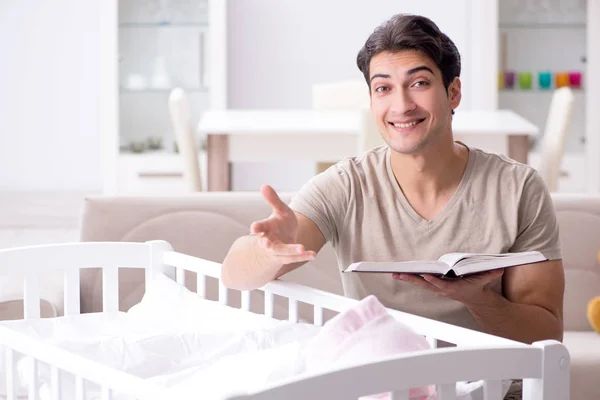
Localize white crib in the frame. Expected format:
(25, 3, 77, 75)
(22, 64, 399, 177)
(0, 241, 570, 400)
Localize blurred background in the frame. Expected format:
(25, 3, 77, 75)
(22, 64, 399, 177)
(0, 0, 598, 246)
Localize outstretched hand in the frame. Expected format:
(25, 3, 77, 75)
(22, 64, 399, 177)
(250, 185, 316, 265)
(392, 269, 504, 308)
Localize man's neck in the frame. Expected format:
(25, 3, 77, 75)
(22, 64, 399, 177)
(390, 139, 470, 200)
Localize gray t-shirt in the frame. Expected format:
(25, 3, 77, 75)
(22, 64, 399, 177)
(289, 144, 562, 332)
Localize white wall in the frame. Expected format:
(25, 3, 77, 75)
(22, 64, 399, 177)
(0, 1, 116, 192)
(227, 0, 471, 110)
(224, 0, 472, 191)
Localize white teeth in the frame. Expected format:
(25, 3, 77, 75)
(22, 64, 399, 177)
(393, 120, 419, 128)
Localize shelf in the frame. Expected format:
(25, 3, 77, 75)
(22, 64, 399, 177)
(499, 22, 586, 29)
(119, 87, 208, 93)
(119, 22, 208, 28)
(499, 88, 584, 93)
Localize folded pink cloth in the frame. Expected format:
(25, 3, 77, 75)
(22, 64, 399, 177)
(304, 295, 436, 400)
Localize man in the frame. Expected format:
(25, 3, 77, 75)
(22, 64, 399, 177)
(221, 14, 564, 347)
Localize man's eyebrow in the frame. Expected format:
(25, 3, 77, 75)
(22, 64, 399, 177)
(406, 65, 434, 76)
(369, 66, 434, 84)
(369, 73, 390, 84)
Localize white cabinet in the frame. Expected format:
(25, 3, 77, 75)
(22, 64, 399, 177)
(116, 152, 207, 194)
(105, 0, 225, 195)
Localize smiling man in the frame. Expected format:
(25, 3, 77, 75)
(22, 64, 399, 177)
(222, 13, 564, 354)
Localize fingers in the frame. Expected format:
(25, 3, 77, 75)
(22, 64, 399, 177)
(259, 237, 316, 263)
(392, 273, 443, 294)
(261, 184, 291, 215)
(463, 268, 504, 284)
(250, 219, 269, 235)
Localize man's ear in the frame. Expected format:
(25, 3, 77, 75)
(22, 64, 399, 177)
(448, 77, 462, 110)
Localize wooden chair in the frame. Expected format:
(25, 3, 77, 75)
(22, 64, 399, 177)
(168, 88, 203, 191)
(538, 87, 575, 192)
(311, 80, 383, 173)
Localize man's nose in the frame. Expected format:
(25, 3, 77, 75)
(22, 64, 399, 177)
(390, 89, 417, 114)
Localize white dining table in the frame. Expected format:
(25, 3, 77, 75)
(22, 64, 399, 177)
(197, 109, 539, 191)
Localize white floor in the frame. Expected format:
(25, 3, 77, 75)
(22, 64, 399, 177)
(0, 191, 89, 249)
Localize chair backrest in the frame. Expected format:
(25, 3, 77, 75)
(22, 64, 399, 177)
(311, 80, 385, 155)
(168, 88, 202, 192)
(312, 80, 370, 110)
(538, 87, 575, 192)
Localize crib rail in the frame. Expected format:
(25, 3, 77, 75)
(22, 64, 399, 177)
(0, 325, 169, 400)
(0, 241, 173, 318)
(163, 251, 522, 347)
(225, 343, 568, 400)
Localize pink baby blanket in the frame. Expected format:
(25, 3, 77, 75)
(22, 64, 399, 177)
(304, 295, 436, 400)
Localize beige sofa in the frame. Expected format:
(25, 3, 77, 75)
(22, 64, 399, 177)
(76, 192, 600, 400)
(1, 192, 598, 398)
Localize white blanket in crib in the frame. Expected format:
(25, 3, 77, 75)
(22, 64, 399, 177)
(0, 275, 509, 400)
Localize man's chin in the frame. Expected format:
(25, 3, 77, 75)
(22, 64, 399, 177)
(388, 141, 428, 155)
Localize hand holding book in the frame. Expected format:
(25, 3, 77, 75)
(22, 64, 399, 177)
(344, 251, 547, 278)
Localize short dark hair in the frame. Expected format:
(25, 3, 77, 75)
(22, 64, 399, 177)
(356, 14, 461, 91)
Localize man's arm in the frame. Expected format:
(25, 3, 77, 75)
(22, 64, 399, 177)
(221, 212, 326, 291)
(394, 259, 564, 344)
(465, 259, 564, 343)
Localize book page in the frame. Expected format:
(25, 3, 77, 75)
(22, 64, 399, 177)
(345, 260, 450, 274)
(452, 251, 547, 276)
(437, 253, 479, 267)
(437, 252, 541, 268)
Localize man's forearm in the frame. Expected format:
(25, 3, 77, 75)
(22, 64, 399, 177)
(221, 235, 281, 291)
(466, 291, 563, 344)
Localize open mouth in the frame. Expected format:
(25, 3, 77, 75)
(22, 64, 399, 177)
(388, 118, 426, 129)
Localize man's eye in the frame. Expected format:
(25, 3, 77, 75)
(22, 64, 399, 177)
(413, 81, 429, 87)
(375, 86, 389, 92)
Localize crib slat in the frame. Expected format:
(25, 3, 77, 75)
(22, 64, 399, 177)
(438, 383, 456, 400)
(5, 348, 16, 400)
(102, 266, 119, 312)
(483, 380, 503, 400)
(144, 266, 152, 293)
(288, 298, 299, 322)
(23, 275, 41, 319)
(101, 386, 113, 400)
(75, 375, 85, 400)
(176, 267, 186, 285)
(390, 389, 409, 400)
(427, 336, 438, 349)
(314, 306, 324, 326)
(218, 280, 228, 305)
(197, 274, 206, 298)
(51, 365, 61, 400)
(264, 291, 274, 318)
(28, 358, 38, 400)
(64, 268, 81, 315)
(241, 290, 251, 311)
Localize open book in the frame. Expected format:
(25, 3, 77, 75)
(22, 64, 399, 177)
(344, 251, 547, 278)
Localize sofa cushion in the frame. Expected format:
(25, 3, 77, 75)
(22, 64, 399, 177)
(563, 331, 600, 400)
(552, 195, 600, 331)
(79, 195, 343, 322)
(0, 299, 56, 320)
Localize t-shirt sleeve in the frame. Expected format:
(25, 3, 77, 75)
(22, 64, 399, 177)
(509, 169, 562, 260)
(288, 164, 350, 246)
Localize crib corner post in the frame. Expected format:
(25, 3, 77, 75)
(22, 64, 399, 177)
(522, 340, 570, 400)
(147, 240, 175, 280)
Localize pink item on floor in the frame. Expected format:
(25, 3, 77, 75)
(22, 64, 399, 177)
(304, 295, 436, 400)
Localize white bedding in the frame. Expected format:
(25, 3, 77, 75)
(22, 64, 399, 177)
(0, 275, 510, 400)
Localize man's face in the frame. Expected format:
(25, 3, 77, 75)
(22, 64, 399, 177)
(368, 50, 461, 155)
